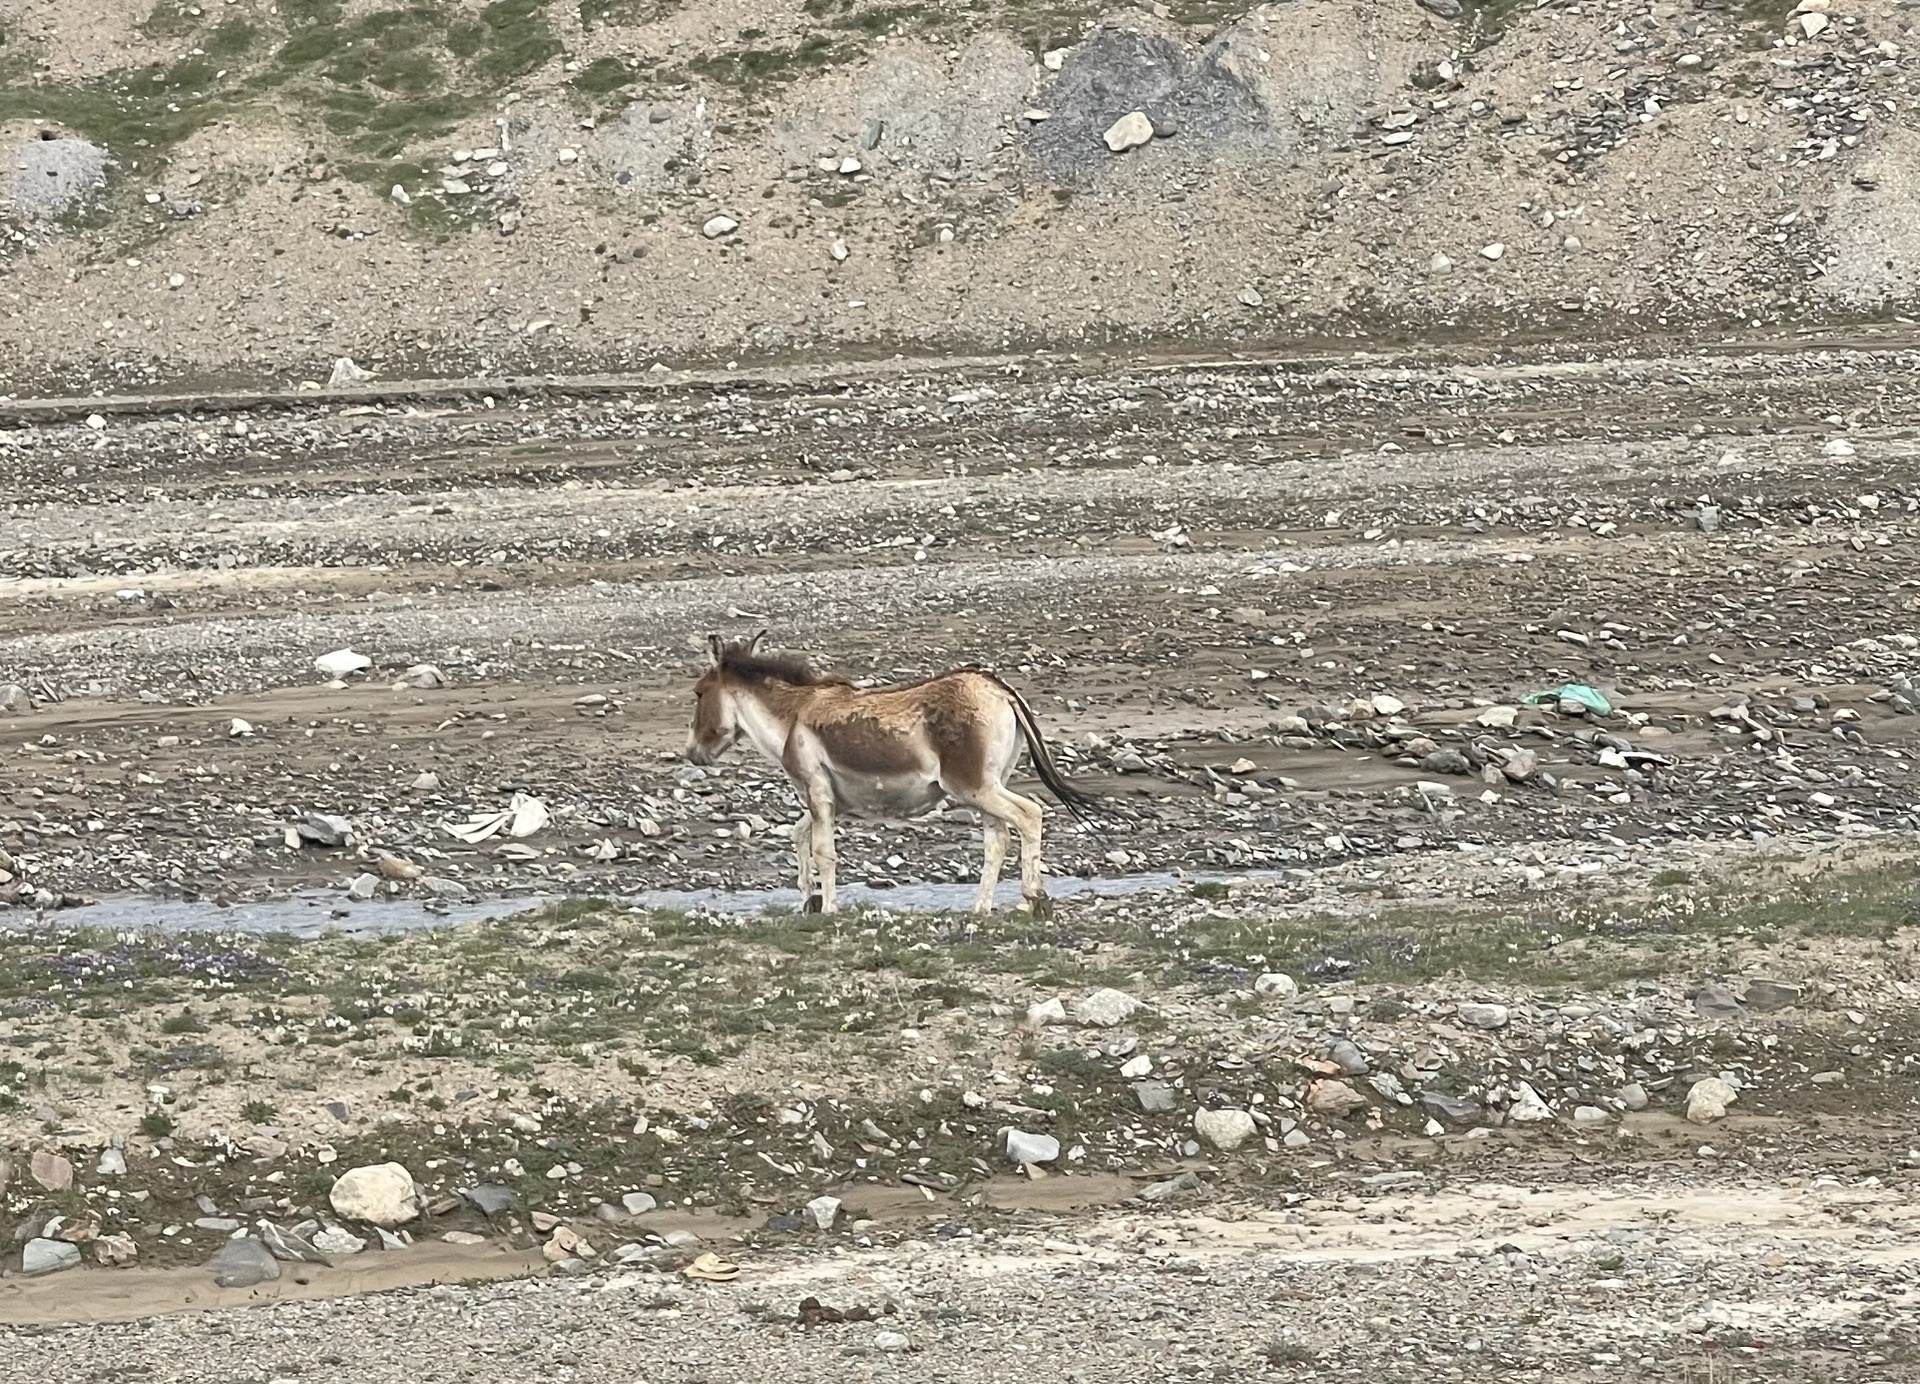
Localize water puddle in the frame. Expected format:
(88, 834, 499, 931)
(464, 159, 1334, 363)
(5, 871, 1295, 939)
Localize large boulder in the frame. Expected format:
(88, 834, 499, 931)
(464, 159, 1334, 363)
(328, 1162, 420, 1226)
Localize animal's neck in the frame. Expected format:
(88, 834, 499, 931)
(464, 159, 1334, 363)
(729, 683, 798, 764)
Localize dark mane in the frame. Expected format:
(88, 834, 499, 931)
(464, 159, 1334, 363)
(716, 643, 842, 686)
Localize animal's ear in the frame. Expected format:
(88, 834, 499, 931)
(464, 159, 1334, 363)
(706, 633, 724, 666)
(748, 628, 768, 653)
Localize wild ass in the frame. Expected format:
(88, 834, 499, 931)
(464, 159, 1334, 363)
(686, 633, 1097, 916)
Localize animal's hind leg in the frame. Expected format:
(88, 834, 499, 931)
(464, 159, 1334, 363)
(793, 816, 821, 913)
(958, 785, 1050, 920)
(807, 796, 838, 915)
(972, 817, 1010, 914)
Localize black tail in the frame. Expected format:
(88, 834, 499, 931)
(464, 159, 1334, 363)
(988, 674, 1106, 832)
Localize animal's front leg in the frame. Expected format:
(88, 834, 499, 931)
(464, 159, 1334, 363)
(807, 794, 837, 915)
(793, 816, 819, 912)
(973, 818, 1009, 914)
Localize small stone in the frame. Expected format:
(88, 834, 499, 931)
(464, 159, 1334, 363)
(1073, 988, 1140, 1027)
(22, 1238, 82, 1277)
(1422, 748, 1471, 775)
(378, 855, 422, 881)
(258, 1221, 330, 1264)
(327, 357, 371, 388)
(1797, 11, 1829, 36)
(329, 1163, 420, 1226)
(1119, 1054, 1152, 1079)
(1810, 1070, 1845, 1086)
(1501, 749, 1539, 783)
(1194, 1108, 1257, 1151)
(207, 1236, 282, 1288)
(1480, 242, 1506, 261)
(806, 1195, 842, 1231)
(1254, 972, 1298, 999)
(347, 873, 379, 901)
(1135, 1081, 1177, 1114)
(0, 683, 32, 714)
(412, 771, 442, 791)
(1573, 1106, 1611, 1125)
(702, 215, 739, 239)
(1693, 984, 1743, 1019)
(1428, 251, 1454, 274)
(1619, 1083, 1649, 1111)
(30, 1149, 74, 1192)
(399, 663, 446, 689)
(314, 648, 372, 678)
(311, 1226, 366, 1255)
(1238, 287, 1263, 308)
(1327, 1040, 1370, 1075)
(97, 1146, 126, 1176)
(1456, 1002, 1510, 1030)
(1686, 1077, 1737, 1125)
(1476, 705, 1517, 728)
(1102, 111, 1155, 153)
(1507, 1082, 1555, 1123)
(1305, 1080, 1369, 1118)
(1003, 1130, 1060, 1166)
(95, 1233, 138, 1267)
(830, 238, 849, 261)
(1026, 998, 1067, 1027)
(228, 717, 254, 738)
(1419, 1090, 1479, 1124)
(620, 1191, 657, 1216)
(874, 1331, 911, 1353)
(1743, 979, 1800, 1012)
(1139, 1171, 1201, 1203)
(442, 1231, 487, 1245)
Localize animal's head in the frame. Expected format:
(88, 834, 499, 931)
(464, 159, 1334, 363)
(686, 630, 766, 764)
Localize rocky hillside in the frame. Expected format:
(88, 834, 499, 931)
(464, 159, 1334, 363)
(1, 0, 1917, 390)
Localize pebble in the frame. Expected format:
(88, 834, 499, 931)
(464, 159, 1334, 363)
(259, 1221, 330, 1264)
(1327, 1040, 1370, 1075)
(1254, 972, 1298, 999)
(1419, 1090, 1479, 1124)
(1135, 1081, 1177, 1114)
(702, 215, 739, 239)
(1693, 984, 1744, 1018)
(620, 1191, 657, 1216)
(442, 1231, 488, 1245)
(312, 1226, 367, 1255)
(874, 1331, 911, 1353)
(313, 648, 371, 678)
(1026, 997, 1067, 1026)
(1306, 1079, 1369, 1118)
(1480, 242, 1506, 261)
(1619, 1083, 1649, 1111)
(1456, 1002, 1510, 1030)
(1119, 1054, 1152, 1079)
(1508, 1082, 1555, 1122)
(31, 1149, 74, 1191)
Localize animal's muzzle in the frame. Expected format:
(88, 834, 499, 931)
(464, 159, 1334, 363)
(684, 737, 715, 765)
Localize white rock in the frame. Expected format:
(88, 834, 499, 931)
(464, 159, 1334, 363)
(621, 1192, 657, 1215)
(390, 184, 411, 205)
(312, 1226, 366, 1255)
(1119, 1054, 1152, 1079)
(830, 239, 849, 261)
(1371, 693, 1406, 716)
(1456, 1001, 1510, 1029)
(22, 1239, 81, 1276)
(1573, 1105, 1611, 1124)
(1797, 11, 1829, 36)
(874, 1331, 911, 1352)
(1194, 1108, 1257, 1151)
(806, 1195, 842, 1231)
(328, 1163, 420, 1226)
(1026, 997, 1067, 1026)
(1480, 242, 1506, 261)
(1103, 111, 1154, 153)
(1073, 988, 1140, 1027)
(1003, 1129, 1060, 1165)
(1042, 47, 1068, 70)
(328, 357, 372, 387)
(314, 649, 372, 678)
(1428, 252, 1453, 274)
(228, 718, 255, 738)
(1238, 287, 1263, 307)
(1686, 1077, 1737, 1125)
(1823, 437, 1855, 457)
(1254, 972, 1298, 999)
(702, 215, 739, 239)
(1507, 1082, 1555, 1122)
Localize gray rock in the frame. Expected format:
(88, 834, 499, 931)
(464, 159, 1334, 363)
(194, 1217, 241, 1233)
(858, 119, 884, 150)
(0, 683, 31, 714)
(421, 876, 469, 899)
(1421, 748, 1471, 775)
(1102, 111, 1154, 153)
(701, 215, 738, 239)
(1456, 1001, 1510, 1030)
(373, 1227, 408, 1251)
(1419, 1090, 1480, 1124)
(1416, 0, 1462, 16)
(620, 1191, 657, 1216)
(96, 1146, 126, 1176)
(1743, 979, 1800, 1012)
(207, 1236, 282, 1288)
(1135, 1081, 1177, 1114)
(1693, 985, 1743, 1019)
(874, 1330, 911, 1353)
(1253, 972, 1298, 999)
(1507, 1082, 1555, 1123)
(1138, 1171, 1202, 1203)
(296, 813, 354, 848)
(347, 872, 379, 901)
(465, 1184, 518, 1216)
(22, 1238, 81, 1277)
(1619, 1082, 1649, 1111)
(1327, 1040, 1370, 1075)
(1025, 997, 1067, 1026)
(258, 1221, 330, 1264)
(1194, 1108, 1258, 1151)
(1003, 1129, 1060, 1165)
(329, 1162, 419, 1226)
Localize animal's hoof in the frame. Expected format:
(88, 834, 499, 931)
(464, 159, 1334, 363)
(803, 893, 824, 915)
(1026, 893, 1055, 921)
